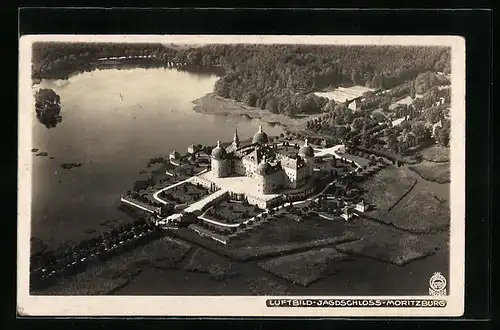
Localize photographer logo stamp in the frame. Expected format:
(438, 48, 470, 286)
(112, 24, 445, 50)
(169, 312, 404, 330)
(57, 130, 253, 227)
(429, 272, 447, 296)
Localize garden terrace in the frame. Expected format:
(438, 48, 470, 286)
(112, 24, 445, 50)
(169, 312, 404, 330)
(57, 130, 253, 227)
(203, 200, 265, 225)
(309, 198, 344, 217)
(157, 182, 211, 206)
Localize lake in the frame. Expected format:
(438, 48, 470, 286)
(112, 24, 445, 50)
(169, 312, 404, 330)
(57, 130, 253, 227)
(31, 67, 284, 248)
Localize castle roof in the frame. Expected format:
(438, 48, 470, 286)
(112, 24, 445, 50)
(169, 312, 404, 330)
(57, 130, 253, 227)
(252, 125, 268, 145)
(298, 139, 314, 157)
(211, 141, 227, 160)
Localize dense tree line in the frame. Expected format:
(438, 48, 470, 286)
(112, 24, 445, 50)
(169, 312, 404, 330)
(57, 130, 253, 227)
(30, 217, 157, 287)
(32, 42, 450, 117)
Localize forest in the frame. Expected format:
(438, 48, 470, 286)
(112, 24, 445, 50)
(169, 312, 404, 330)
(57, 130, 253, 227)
(32, 42, 451, 117)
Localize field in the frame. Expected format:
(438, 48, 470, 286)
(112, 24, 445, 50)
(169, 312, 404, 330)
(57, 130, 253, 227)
(246, 276, 290, 295)
(36, 236, 191, 295)
(359, 167, 417, 212)
(335, 218, 439, 266)
(409, 161, 450, 183)
(184, 248, 239, 281)
(258, 248, 353, 287)
(418, 145, 450, 163)
(384, 190, 450, 233)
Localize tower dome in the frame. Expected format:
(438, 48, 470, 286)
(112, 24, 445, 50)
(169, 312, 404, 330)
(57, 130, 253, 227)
(257, 155, 271, 175)
(257, 161, 271, 175)
(211, 140, 227, 160)
(299, 139, 314, 157)
(252, 125, 268, 145)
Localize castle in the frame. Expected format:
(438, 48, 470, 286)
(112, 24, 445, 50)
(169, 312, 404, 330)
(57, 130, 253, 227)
(210, 126, 316, 194)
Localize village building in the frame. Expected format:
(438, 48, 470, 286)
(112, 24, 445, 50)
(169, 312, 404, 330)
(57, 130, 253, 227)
(187, 144, 200, 154)
(169, 150, 180, 160)
(341, 206, 355, 221)
(355, 199, 367, 212)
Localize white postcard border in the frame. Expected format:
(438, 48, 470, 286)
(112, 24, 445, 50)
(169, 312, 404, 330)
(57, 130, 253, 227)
(17, 35, 466, 317)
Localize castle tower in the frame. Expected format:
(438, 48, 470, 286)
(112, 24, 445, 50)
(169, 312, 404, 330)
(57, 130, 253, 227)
(256, 155, 272, 194)
(298, 138, 315, 176)
(211, 140, 228, 178)
(252, 125, 269, 145)
(232, 127, 240, 149)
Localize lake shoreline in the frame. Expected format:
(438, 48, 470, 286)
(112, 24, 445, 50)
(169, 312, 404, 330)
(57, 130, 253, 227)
(192, 93, 323, 133)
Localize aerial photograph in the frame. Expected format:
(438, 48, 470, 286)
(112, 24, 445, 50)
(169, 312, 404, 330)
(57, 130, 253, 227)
(28, 41, 452, 296)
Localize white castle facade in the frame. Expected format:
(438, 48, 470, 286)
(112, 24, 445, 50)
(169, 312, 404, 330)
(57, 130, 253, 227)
(210, 126, 316, 195)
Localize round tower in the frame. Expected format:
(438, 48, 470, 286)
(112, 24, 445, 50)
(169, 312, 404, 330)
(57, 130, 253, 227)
(211, 140, 228, 178)
(256, 155, 271, 194)
(252, 125, 269, 145)
(298, 138, 315, 176)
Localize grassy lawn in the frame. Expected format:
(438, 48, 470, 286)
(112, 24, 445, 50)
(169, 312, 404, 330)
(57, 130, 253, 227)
(360, 167, 417, 212)
(335, 218, 439, 266)
(409, 161, 450, 183)
(258, 248, 353, 287)
(35, 236, 191, 295)
(385, 190, 450, 233)
(246, 276, 290, 295)
(418, 145, 450, 163)
(184, 248, 239, 282)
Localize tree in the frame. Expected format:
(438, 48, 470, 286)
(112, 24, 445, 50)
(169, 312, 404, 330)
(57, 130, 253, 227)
(322, 99, 336, 113)
(362, 91, 376, 99)
(351, 117, 365, 131)
(243, 91, 258, 107)
(434, 126, 450, 147)
(34, 88, 62, 128)
(265, 97, 279, 113)
(387, 133, 398, 151)
(372, 111, 386, 123)
(411, 121, 431, 143)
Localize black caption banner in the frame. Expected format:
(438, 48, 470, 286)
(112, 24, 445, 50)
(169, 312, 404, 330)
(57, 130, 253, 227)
(266, 299, 447, 308)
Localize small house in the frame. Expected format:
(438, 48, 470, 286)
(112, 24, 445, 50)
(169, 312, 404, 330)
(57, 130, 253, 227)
(169, 150, 180, 160)
(188, 144, 199, 154)
(355, 199, 367, 212)
(340, 206, 355, 221)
